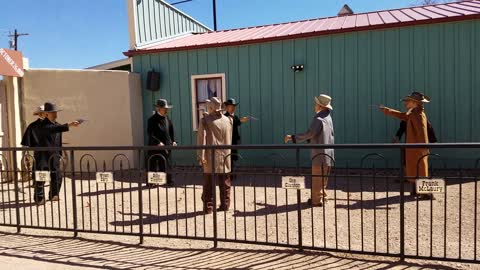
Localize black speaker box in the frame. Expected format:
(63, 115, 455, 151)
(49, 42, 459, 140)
(146, 71, 160, 91)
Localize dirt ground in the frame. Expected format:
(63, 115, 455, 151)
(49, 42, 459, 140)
(0, 169, 479, 269)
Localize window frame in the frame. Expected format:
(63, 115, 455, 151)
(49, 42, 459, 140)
(190, 73, 226, 131)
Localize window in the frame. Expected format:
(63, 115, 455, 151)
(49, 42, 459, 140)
(191, 73, 226, 130)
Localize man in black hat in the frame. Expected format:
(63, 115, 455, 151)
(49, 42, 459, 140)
(223, 98, 249, 176)
(147, 99, 177, 186)
(34, 102, 82, 205)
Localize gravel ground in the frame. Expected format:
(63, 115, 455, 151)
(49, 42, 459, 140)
(0, 168, 479, 269)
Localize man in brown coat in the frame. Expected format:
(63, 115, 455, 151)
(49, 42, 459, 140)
(197, 97, 233, 214)
(380, 91, 432, 199)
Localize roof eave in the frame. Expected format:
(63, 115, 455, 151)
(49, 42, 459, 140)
(124, 14, 480, 57)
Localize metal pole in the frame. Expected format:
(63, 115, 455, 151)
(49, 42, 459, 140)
(212, 149, 218, 247)
(296, 148, 303, 250)
(14, 29, 18, 51)
(212, 0, 217, 31)
(138, 150, 144, 244)
(399, 147, 405, 261)
(70, 150, 78, 237)
(12, 150, 21, 233)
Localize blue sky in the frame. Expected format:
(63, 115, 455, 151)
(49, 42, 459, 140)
(0, 0, 417, 69)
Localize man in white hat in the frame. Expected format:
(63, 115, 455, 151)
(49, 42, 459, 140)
(197, 97, 233, 214)
(285, 94, 335, 206)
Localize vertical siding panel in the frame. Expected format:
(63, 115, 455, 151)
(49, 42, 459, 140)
(282, 40, 295, 141)
(271, 41, 284, 144)
(144, 0, 152, 42)
(293, 39, 307, 137)
(152, 0, 160, 40)
(331, 34, 345, 144)
(318, 36, 332, 94)
(357, 31, 372, 143)
(197, 49, 208, 74)
(169, 7, 175, 37)
(306, 38, 319, 108)
(443, 23, 456, 142)
(371, 30, 387, 143)
(425, 25, 441, 142)
(413, 26, 426, 93)
(160, 3, 166, 38)
(474, 21, 480, 142)
(344, 32, 358, 144)
(178, 51, 192, 145)
(168, 52, 181, 138)
(188, 50, 199, 142)
(227, 47, 240, 104)
(207, 48, 218, 74)
(165, 6, 172, 37)
(148, 0, 157, 40)
(238, 46, 251, 144)
(456, 21, 471, 142)
(249, 45, 262, 145)
(384, 29, 400, 142)
(137, 0, 146, 43)
(217, 47, 228, 76)
(260, 43, 273, 144)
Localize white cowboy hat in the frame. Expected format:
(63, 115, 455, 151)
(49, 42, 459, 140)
(33, 105, 45, 116)
(314, 94, 333, 110)
(208, 97, 224, 112)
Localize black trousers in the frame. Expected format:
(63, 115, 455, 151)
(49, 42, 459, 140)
(34, 167, 62, 202)
(147, 150, 172, 184)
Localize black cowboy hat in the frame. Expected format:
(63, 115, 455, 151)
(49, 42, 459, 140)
(43, 102, 62, 112)
(223, 98, 239, 106)
(401, 91, 430, 103)
(154, 99, 173, 108)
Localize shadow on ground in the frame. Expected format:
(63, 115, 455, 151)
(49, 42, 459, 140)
(0, 232, 467, 270)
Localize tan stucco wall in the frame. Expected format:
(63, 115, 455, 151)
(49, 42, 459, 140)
(21, 69, 143, 170)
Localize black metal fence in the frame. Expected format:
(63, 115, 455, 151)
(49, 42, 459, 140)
(0, 144, 479, 264)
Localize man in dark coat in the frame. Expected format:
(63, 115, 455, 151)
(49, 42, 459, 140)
(34, 102, 81, 205)
(223, 98, 249, 176)
(21, 106, 46, 183)
(147, 99, 176, 186)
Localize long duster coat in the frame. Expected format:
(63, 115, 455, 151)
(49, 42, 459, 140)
(197, 112, 233, 174)
(383, 106, 429, 181)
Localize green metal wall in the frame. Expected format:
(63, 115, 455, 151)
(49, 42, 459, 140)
(133, 20, 480, 167)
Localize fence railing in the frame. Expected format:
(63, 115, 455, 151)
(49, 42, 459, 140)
(0, 144, 479, 264)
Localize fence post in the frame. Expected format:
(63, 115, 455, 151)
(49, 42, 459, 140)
(138, 149, 144, 244)
(70, 150, 78, 237)
(296, 147, 303, 250)
(12, 150, 21, 233)
(399, 147, 405, 261)
(212, 149, 218, 248)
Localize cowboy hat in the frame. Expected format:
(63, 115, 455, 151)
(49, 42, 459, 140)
(208, 97, 224, 112)
(223, 98, 239, 106)
(33, 105, 45, 116)
(401, 91, 430, 103)
(43, 102, 62, 113)
(314, 94, 333, 110)
(154, 99, 173, 108)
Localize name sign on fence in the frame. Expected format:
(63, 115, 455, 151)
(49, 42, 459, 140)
(35, 171, 51, 182)
(96, 172, 114, 184)
(148, 172, 167, 185)
(416, 178, 445, 194)
(282, 176, 306, 189)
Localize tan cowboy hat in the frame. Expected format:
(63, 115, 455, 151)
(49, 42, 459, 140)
(33, 105, 45, 116)
(314, 94, 333, 110)
(401, 91, 430, 103)
(208, 97, 224, 112)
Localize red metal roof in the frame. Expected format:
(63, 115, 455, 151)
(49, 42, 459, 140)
(125, 0, 480, 56)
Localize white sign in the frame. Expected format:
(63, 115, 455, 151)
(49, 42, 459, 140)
(416, 178, 445, 194)
(96, 172, 114, 184)
(148, 172, 167, 185)
(282, 176, 306, 189)
(35, 171, 51, 182)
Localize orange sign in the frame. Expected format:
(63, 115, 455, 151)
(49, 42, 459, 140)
(0, 48, 24, 77)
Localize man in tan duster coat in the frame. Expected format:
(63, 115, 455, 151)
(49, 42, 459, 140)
(197, 97, 233, 214)
(380, 91, 432, 199)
